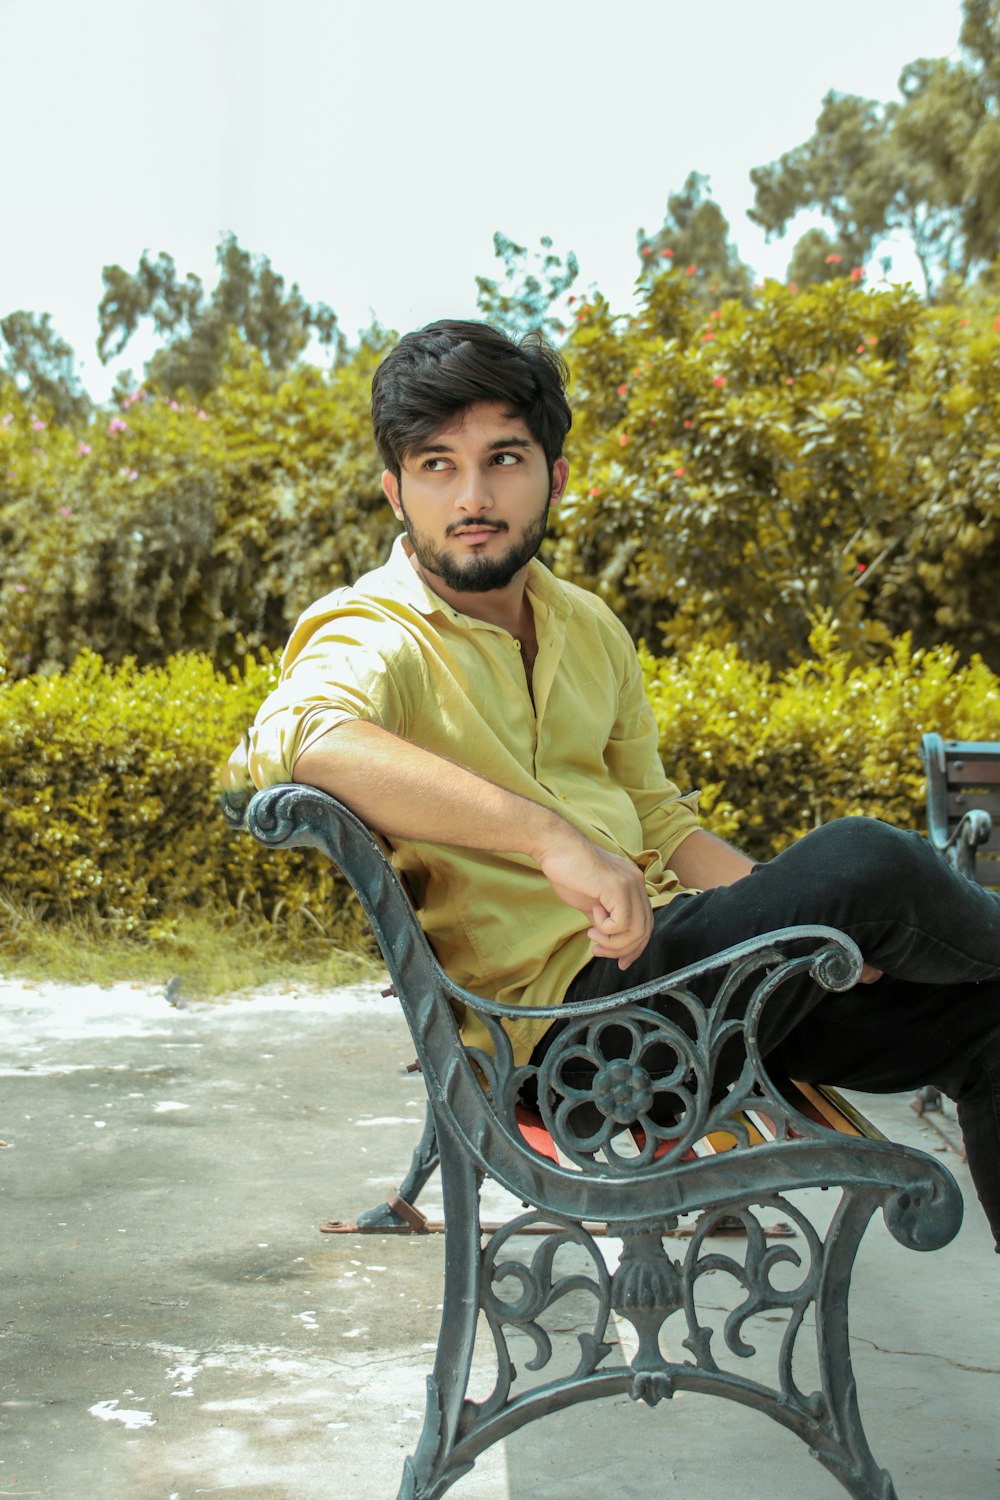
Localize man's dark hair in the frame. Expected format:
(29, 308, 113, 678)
(371, 320, 572, 480)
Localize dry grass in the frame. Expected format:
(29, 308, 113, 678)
(0, 896, 381, 1001)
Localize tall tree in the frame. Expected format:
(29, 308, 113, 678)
(0, 311, 91, 424)
(97, 233, 342, 396)
(475, 232, 580, 340)
(637, 172, 753, 304)
(749, 0, 1000, 296)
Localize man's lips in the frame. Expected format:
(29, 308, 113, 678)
(449, 525, 506, 542)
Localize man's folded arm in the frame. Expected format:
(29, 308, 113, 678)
(293, 721, 655, 970)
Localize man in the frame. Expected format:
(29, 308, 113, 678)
(243, 319, 1000, 1253)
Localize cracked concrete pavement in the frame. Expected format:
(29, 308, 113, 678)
(1, 975, 997, 1499)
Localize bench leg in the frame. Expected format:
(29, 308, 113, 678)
(398, 1120, 483, 1499)
(354, 1101, 442, 1232)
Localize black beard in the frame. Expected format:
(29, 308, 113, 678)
(399, 502, 549, 594)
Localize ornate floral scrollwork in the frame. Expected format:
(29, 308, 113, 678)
(533, 1007, 709, 1168)
(611, 1227, 684, 1402)
(474, 1211, 613, 1423)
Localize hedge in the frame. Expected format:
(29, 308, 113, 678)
(0, 645, 369, 950)
(2, 630, 1000, 938)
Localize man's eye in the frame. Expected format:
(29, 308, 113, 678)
(493, 452, 520, 466)
(422, 458, 449, 471)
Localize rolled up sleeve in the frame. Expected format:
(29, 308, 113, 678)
(248, 600, 421, 788)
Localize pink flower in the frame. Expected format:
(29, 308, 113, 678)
(59, 505, 72, 516)
(702, 333, 715, 342)
(617, 383, 628, 396)
(31, 418, 46, 431)
(78, 442, 92, 457)
(674, 466, 685, 477)
(713, 375, 726, 388)
(866, 335, 878, 346)
(856, 343, 866, 354)
(108, 417, 128, 435)
(787, 377, 794, 385)
(169, 400, 180, 412)
(788, 282, 798, 294)
(197, 409, 208, 420)
(14, 584, 27, 594)
(1, 413, 13, 427)
(619, 433, 629, 446)
(588, 486, 601, 498)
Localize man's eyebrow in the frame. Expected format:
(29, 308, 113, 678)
(407, 434, 535, 458)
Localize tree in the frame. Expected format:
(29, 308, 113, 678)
(637, 172, 753, 305)
(475, 232, 580, 339)
(749, 0, 1000, 297)
(97, 233, 342, 397)
(0, 311, 91, 425)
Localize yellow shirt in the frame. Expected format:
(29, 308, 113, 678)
(249, 536, 700, 1063)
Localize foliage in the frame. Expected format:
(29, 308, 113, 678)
(3, 635, 999, 940)
(0, 646, 372, 956)
(0, 333, 397, 675)
(637, 172, 753, 305)
(1, 311, 91, 425)
(475, 231, 580, 340)
(749, 0, 1000, 296)
(97, 233, 343, 397)
(554, 274, 1000, 667)
(642, 624, 1000, 859)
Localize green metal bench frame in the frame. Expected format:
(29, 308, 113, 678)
(228, 782, 962, 1500)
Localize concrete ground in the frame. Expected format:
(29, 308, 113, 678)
(1, 974, 997, 1500)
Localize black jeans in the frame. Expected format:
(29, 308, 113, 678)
(548, 818, 1000, 1251)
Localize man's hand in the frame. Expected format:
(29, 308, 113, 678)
(534, 827, 653, 970)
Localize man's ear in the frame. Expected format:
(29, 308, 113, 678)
(381, 469, 403, 520)
(550, 456, 569, 507)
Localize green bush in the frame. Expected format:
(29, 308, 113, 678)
(0, 646, 369, 952)
(643, 623, 1000, 857)
(2, 634, 1000, 939)
(0, 336, 397, 676)
(554, 275, 1000, 666)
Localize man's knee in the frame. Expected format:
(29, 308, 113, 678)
(803, 817, 930, 893)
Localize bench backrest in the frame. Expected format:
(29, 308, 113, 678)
(921, 732, 1000, 885)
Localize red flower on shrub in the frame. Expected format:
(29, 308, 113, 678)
(850, 267, 863, 282)
(674, 466, 685, 477)
(825, 254, 842, 264)
(686, 264, 697, 276)
(589, 486, 601, 498)
(619, 433, 629, 446)
(683, 419, 693, 428)
(617, 383, 628, 395)
(713, 375, 726, 387)
(856, 343, 866, 354)
(662, 249, 674, 259)
(641, 246, 653, 256)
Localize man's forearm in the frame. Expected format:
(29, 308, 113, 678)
(668, 828, 756, 889)
(293, 720, 565, 861)
(292, 720, 655, 968)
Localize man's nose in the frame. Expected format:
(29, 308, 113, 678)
(454, 468, 494, 513)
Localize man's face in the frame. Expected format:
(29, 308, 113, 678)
(381, 401, 569, 595)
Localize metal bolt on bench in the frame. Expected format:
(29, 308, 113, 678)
(226, 782, 963, 1500)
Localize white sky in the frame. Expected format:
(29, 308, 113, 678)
(0, 0, 965, 401)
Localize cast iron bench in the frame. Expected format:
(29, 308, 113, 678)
(921, 732, 1000, 884)
(227, 782, 963, 1500)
